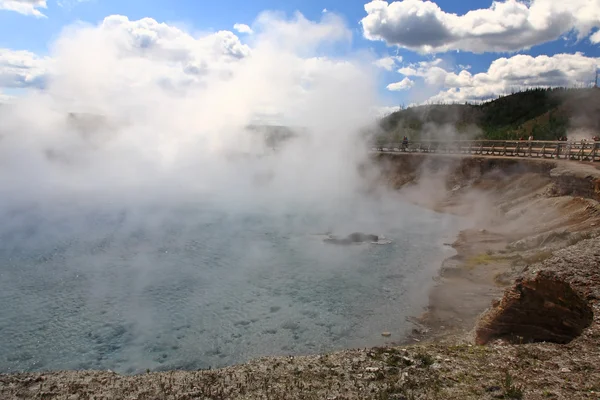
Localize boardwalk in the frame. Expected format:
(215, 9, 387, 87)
(373, 140, 600, 162)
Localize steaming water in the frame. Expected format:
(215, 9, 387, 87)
(0, 199, 458, 374)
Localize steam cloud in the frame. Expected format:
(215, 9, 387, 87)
(0, 11, 466, 373)
(0, 12, 380, 214)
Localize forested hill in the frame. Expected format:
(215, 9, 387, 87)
(378, 87, 600, 142)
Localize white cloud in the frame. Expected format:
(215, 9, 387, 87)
(322, 8, 328, 13)
(57, 0, 92, 8)
(253, 11, 351, 54)
(361, 0, 600, 54)
(233, 23, 253, 34)
(28, 14, 259, 109)
(1, 12, 370, 123)
(398, 58, 443, 77)
(386, 77, 414, 91)
(98, 15, 251, 61)
(0, 13, 357, 102)
(591, 30, 600, 44)
(414, 53, 600, 103)
(0, 0, 47, 17)
(0, 48, 50, 89)
(373, 55, 402, 71)
(0, 15, 254, 97)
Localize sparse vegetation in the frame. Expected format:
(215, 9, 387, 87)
(414, 351, 435, 368)
(502, 371, 524, 399)
(465, 252, 499, 269)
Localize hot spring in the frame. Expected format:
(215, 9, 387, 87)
(0, 196, 458, 374)
(0, 11, 461, 375)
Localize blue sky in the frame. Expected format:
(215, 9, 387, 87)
(1, 0, 599, 109)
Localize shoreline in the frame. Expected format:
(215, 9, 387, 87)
(2, 155, 600, 399)
(396, 155, 600, 346)
(397, 229, 462, 346)
(406, 228, 514, 344)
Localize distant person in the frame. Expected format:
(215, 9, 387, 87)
(526, 134, 534, 156)
(557, 136, 568, 158)
(402, 136, 409, 151)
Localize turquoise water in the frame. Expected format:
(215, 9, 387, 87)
(0, 199, 458, 374)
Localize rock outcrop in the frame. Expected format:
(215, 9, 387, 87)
(376, 153, 600, 203)
(476, 273, 594, 345)
(476, 233, 600, 346)
(549, 166, 600, 201)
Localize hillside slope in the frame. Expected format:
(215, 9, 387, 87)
(378, 87, 600, 142)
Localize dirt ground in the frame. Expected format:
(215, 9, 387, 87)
(407, 161, 600, 344)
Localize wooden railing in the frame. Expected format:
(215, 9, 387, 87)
(372, 140, 600, 161)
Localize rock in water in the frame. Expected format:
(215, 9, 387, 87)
(323, 233, 379, 245)
(348, 233, 379, 242)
